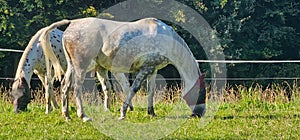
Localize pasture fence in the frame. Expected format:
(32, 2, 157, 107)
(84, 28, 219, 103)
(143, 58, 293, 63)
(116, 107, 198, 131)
(1, 48, 300, 82)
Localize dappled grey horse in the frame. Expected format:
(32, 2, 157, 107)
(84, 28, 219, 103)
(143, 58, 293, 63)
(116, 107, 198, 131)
(40, 17, 206, 121)
(11, 28, 132, 114)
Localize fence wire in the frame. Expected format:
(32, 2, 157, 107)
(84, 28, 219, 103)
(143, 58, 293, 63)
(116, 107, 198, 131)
(1, 48, 300, 81)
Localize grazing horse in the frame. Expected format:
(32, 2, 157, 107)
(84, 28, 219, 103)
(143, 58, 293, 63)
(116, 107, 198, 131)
(11, 28, 132, 114)
(40, 17, 206, 121)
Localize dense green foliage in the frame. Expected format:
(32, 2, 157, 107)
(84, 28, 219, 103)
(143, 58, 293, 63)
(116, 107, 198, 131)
(180, 0, 300, 85)
(0, 0, 299, 85)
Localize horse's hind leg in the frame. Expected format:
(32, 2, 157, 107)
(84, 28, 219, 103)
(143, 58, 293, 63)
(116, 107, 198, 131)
(61, 63, 73, 121)
(119, 67, 155, 120)
(147, 72, 157, 117)
(45, 81, 58, 113)
(49, 78, 59, 109)
(73, 68, 91, 122)
(37, 73, 58, 114)
(50, 91, 59, 109)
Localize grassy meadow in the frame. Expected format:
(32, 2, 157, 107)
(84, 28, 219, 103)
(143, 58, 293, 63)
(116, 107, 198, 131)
(0, 83, 300, 139)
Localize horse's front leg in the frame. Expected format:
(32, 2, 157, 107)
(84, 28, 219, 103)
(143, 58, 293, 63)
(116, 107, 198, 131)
(96, 68, 111, 111)
(44, 76, 52, 114)
(147, 72, 157, 117)
(119, 67, 154, 120)
(112, 73, 134, 111)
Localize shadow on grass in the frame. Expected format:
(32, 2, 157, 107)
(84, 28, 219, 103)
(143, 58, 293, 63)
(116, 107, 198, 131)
(214, 113, 300, 120)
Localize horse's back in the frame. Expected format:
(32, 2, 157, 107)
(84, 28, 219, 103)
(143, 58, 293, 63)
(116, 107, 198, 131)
(62, 17, 177, 72)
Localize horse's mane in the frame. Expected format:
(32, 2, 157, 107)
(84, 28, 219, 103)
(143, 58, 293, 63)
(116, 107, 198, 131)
(173, 30, 200, 89)
(156, 20, 200, 93)
(14, 28, 46, 84)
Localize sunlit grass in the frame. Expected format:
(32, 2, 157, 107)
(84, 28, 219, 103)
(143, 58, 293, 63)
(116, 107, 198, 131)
(1, 82, 299, 139)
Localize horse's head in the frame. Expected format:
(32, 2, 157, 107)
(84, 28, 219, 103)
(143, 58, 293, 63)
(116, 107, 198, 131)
(11, 77, 31, 113)
(183, 73, 206, 117)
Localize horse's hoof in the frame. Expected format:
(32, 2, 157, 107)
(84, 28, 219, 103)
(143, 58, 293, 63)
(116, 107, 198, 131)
(45, 108, 52, 114)
(151, 114, 157, 117)
(118, 116, 126, 120)
(129, 105, 134, 111)
(83, 117, 92, 122)
(65, 117, 72, 121)
(147, 106, 156, 117)
(190, 113, 202, 118)
(119, 102, 128, 120)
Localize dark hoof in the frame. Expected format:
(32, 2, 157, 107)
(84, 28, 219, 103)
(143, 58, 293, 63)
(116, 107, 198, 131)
(190, 113, 202, 118)
(148, 106, 156, 117)
(129, 105, 134, 111)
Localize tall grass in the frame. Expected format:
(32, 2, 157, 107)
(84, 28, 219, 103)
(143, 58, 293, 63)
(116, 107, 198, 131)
(219, 82, 299, 117)
(5, 81, 299, 107)
(1, 81, 299, 139)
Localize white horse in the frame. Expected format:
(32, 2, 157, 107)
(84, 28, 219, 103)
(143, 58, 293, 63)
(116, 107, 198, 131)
(11, 28, 132, 114)
(40, 17, 206, 121)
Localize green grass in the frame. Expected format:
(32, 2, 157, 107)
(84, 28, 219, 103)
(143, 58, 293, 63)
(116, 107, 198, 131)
(1, 83, 300, 139)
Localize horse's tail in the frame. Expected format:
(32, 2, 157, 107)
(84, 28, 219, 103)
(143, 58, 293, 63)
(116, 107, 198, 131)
(39, 19, 71, 81)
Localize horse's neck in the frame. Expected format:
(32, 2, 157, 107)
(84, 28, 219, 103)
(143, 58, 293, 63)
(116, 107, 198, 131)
(15, 42, 43, 87)
(167, 34, 200, 94)
(176, 55, 199, 94)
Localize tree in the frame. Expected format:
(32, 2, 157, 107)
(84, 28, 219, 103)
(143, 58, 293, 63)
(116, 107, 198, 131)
(179, 0, 300, 85)
(0, 0, 299, 86)
(0, 0, 123, 76)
